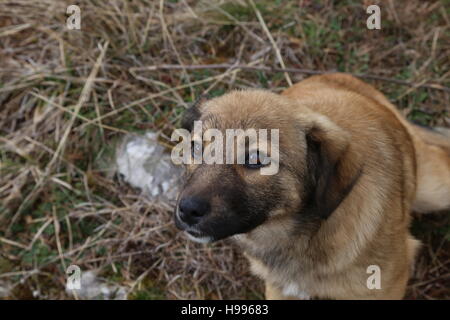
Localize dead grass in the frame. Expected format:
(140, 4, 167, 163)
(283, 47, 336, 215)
(0, 0, 449, 299)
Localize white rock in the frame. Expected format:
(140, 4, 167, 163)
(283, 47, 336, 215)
(65, 271, 127, 300)
(116, 132, 183, 202)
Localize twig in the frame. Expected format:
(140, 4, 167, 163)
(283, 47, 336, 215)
(248, 0, 292, 86)
(53, 206, 67, 271)
(0, 236, 28, 250)
(7, 41, 110, 234)
(159, 0, 194, 100)
(0, 23, 31, 38)
(48, 41, 109, 169)
(132, 63, 450, 93)
(102, 71, 247, 123)
(208, 2, 265, 44)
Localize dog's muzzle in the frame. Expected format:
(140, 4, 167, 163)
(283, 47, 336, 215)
(174, 196, 214, 243)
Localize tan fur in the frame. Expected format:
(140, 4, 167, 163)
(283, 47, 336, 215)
(234, 74, 450, 299)
(181, 73, 450, 299)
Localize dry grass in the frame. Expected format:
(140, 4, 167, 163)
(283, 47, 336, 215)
(0, 0, 449, 299)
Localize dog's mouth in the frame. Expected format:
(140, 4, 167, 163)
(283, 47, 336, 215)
(185, 229, 203, 237)
(184, 230, 214, 244)
(173, 204, 267, 243)
(174, 208, 215, 243)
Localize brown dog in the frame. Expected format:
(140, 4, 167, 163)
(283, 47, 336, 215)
(174, 73, 450, 299)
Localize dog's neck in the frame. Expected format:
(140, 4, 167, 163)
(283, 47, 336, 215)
(233, 215, 318, 272)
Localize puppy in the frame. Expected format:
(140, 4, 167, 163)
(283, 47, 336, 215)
(173, 73, 450, 299)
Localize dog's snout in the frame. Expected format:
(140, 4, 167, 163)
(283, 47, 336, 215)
(178, 197, 210, 225)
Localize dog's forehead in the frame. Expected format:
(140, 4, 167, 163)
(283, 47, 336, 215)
(200, 112, 257, 131)
(199, 90, 289, 131)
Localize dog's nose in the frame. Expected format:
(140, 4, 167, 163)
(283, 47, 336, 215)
(178, 197, 210, 225)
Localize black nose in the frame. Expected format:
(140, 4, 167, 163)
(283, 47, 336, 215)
(178, 197, 210, 225)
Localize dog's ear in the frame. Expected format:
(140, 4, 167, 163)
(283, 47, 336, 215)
(302, 114, 362, 219)
(181, 95, 208, 131)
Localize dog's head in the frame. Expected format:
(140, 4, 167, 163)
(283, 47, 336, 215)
(174, 90, 359, 243)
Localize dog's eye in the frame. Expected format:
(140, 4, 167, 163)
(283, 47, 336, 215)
(191, 141, 202, 158)
(244, 151, 267, 169)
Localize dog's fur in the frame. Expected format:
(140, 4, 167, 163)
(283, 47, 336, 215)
(174, 73, 450, 299)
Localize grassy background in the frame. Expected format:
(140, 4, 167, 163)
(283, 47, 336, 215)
(0, 0, 449, 299)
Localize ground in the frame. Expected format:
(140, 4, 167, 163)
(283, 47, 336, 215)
(0, 0, 449, 300)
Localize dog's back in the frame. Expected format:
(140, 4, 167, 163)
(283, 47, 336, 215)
(284, 73, 450, 214)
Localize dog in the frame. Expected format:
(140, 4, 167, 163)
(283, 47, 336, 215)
(173, 73, 450, 299)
